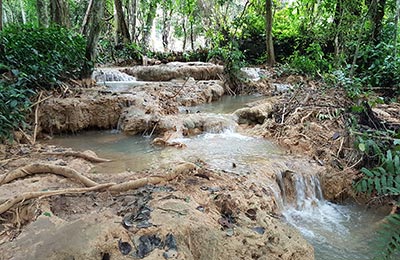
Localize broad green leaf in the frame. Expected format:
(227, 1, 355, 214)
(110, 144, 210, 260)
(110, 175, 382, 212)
(358, 143, 366, 152)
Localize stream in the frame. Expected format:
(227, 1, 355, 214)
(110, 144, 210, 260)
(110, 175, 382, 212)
(47, 93, 388, 260)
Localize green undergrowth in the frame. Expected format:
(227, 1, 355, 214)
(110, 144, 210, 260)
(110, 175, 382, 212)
(0, 24, 90, 143)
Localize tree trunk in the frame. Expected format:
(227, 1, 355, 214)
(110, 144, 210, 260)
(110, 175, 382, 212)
(81, 0, 104, 78)
(265, 0, 275, 66)
(114, 0, 130, 46)
(333, 0, 343, 57)
(371, 0, 386, 44)
(130, 0, 137, 43)
(0, 0, 3, 31)
(36, 0, 49, 27)
(19, 0, 26, 24)
(141, 2, 157, 51)
(182, 17, 187, 51)
(162, 8, 172, 51)
(190, 20, 195, 50)
(394, 0, 400, 56)
(50, 0, 70, 27)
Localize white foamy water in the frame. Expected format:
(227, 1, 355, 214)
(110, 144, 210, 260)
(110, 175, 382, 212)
(92, 68, 136, 82)
(275, 172, 387, 260)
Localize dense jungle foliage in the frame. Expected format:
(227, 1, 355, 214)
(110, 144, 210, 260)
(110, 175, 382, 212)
(0, 0, 400, 258)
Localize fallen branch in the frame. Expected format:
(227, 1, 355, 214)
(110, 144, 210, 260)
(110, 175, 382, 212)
(0, 163, 99, 187)
(30, 94, 52, 108)
(18, 128, 34, 145)
(167, 77, 190, 99)
(0, 183, 113, 215)
(42, 151, 111, 163)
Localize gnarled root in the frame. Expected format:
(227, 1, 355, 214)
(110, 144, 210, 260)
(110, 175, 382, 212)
(109, 162, 196, 192)
(0, 163, 99, 187)
(0, 183, 113, 215)
(43, 150, 111, 163)
(0, 162, 197, 215)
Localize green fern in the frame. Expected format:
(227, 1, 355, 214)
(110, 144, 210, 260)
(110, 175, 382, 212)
(355, 151, 400, 195)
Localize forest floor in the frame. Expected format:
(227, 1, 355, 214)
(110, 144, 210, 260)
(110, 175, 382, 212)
(0, 63, 398, 259)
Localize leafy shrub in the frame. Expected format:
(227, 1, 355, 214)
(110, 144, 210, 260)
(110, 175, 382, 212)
(0, 81, 33, 142)
(286, 43, 332, 76)
(0, 24, 90, 88)
(355, 42, 400, 92)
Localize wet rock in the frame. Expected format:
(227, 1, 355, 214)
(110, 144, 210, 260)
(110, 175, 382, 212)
(225, 228, 235, 237)
(122, 205, 153, 228)
(118, 239, 132, 255)
(163, 233, 178, 259)
(132, 234, 163, 259)
(251, 226, 266, 235)
(196, 206, 205, 212)
(234, 102, 274, 125)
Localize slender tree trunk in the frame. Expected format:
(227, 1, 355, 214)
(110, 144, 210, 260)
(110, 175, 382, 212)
(114, 0, 130, 46)
(0, 0, 3, 31)
(182, 17, 187, 51)
(162, 9, 172, 51)
(36, 0, 49, 27)
(265, 0, 275, 66)
(141, 2, 157, 51)
(81, 0, 104, 78)
(19, 0, 26, 24)
(394, 0, 400, 56)
(190, 20, 195, 50)
(50, 0, 70, 27)
(130, 0, 137, 43)
(333, 0, 343, 57)
(371, 0, 386, 44)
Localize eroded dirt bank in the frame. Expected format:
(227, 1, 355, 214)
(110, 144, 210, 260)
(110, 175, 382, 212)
(2, 63, 397, 259)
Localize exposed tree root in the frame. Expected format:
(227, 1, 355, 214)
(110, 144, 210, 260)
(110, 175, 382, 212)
(42, 151, 111, 163)
(109, 162, 196, 192)
(0, 183, 113, 215)
(0, 162, 197, 215)
(0, 163, 99, 187)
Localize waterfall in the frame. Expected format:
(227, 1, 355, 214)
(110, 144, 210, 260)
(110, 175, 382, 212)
(275, 171, 324, 211)
(274, 170, 354, 251)
(92, 69, 136, 82)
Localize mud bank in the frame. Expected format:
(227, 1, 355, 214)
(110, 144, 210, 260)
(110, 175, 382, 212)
(0, 144, 317, 260)
(39, 79, 224, 135)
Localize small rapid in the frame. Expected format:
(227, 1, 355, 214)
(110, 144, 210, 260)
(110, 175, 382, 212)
(275, 171, 387, 260)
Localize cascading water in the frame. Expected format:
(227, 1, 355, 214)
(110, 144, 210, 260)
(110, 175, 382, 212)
(47, 95, 390, 260)
(92, 68, 136, 82)
(274, 171, 386, 260)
